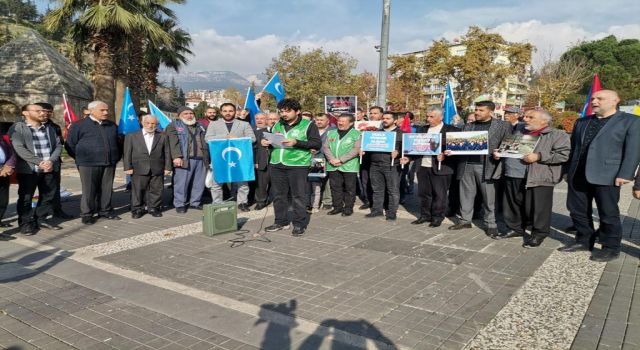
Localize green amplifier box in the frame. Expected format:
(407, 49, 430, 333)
(203, 202, 237, 236)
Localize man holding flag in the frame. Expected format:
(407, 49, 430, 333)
(261, 98, 321, 236)
(205, 103, 256, 211)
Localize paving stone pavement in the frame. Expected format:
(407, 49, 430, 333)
(0, 165, 638, 349)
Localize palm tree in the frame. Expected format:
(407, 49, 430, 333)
(44, 0, 176, 119)
(143, 16, 192, 97)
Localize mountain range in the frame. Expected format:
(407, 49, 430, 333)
(158, 70, 266, 91)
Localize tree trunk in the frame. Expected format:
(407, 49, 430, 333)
(114, 77, 127, 123)
(92, 34, 116, 120)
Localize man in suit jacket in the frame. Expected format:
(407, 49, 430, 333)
(560, 90, 640, 262)
(205, 102, 256, 211)
(401, 106, 459, 227)
(253, 113, 271, 210)
(123, 115, 172, 218)
(446, 100, 511, 237)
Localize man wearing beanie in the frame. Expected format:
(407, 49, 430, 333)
(166, 106, 209, 213)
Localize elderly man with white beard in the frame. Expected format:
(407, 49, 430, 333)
(166, 107, 209, 213)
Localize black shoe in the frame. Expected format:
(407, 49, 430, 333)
(342, 209, 353, 217)
(385, 214, 397, 221)
(523, 236, 544, 248)
(365, 211, 383, 218)
(175, 206, 187, 214)
(497, 230, 523, 239)
(20, 223, 38, 235)
(100, 213, 122, 220)
(448, 223, 472, 230)
(0, 222, 12, 228)
(54, 211, 74, 219)
(590, 250, 620, 262)
(149, 210, 163, 218)
(190, 205, 203, 210)
(359, 203, 370, 210)
(39, 221, 63, 230)
(81, 216, 96, 225)
(238, 204, 250, 212)
(254, 203, 267, 210)
(292, 226, 306, 236)
(322, 204, 333, 210)
(265, 224, 291, 232)
(429, 220, 443, 228)
(557, 242, 589, 252)
(327, 209, 343, 215)
(411, 217, 431, 225)
(131, 210, 144, 219)
(485, 228, 499, 238)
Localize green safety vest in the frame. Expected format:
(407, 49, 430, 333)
(325, 128, 361, 173)
(270, 119, 312, 166)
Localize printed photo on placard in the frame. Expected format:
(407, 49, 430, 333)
(402, 133, 441, 155)
(445, 131, 489, 155)
(325, 96, 357, 114)
(355, 120, 382, 132)
(496, 134, 540, 159)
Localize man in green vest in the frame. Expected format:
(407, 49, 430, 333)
(261, 98, 322, 236)
(322, 114, 361, 216)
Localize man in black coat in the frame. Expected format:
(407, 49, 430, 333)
(560, 90, 640, 262)
(123, 115, 172, 218)
(253, 113, 271, 210)
(65, 101, 122, 225)
(401, 106, 459, 227)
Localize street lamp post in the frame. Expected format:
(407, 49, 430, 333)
(376, 0, 391, 108)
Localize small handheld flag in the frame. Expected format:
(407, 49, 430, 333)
(118, 87, 141, 135)
(263, 72, 285, 102)
(443, 81, 458, 125)
(580, 74, 603, 118)
(148, 100, 172, 130)
(62, 94, 78, 138)
(243, 86, 262, 126)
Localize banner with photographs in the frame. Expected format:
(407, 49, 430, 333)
(325, 96, 357, 114)
(496, 134, 540, 158)
(445, 131, 489, 155)
(402, 133, 442, 156)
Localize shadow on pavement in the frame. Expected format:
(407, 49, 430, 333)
(255, 299, 398, 350)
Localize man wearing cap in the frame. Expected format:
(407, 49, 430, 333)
(166, 106, 209, 213)
(503, 107, 521, 131)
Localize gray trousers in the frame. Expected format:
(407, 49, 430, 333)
(173, 159, 206, 208)
(459, 164, 497, 228)
(211, 179, 249, 205)
(78, 165, 115, 217)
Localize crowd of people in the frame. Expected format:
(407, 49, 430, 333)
(1, 89, 639, 262)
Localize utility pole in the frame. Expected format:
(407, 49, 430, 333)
(376, 0, 391, 108)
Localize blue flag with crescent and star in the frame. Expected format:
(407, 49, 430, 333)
(263, 71, 285, 102)
(118, 87, 141, 135)
(442, 80, 458, 125)
(148, 100, 172, 130)
(208, 138, 255, 183)
(243, 86, 261, 126)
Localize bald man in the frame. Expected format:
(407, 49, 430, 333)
(560, 90, 640, 262)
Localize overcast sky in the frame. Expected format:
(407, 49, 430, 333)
(37, 0, 640, 76)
